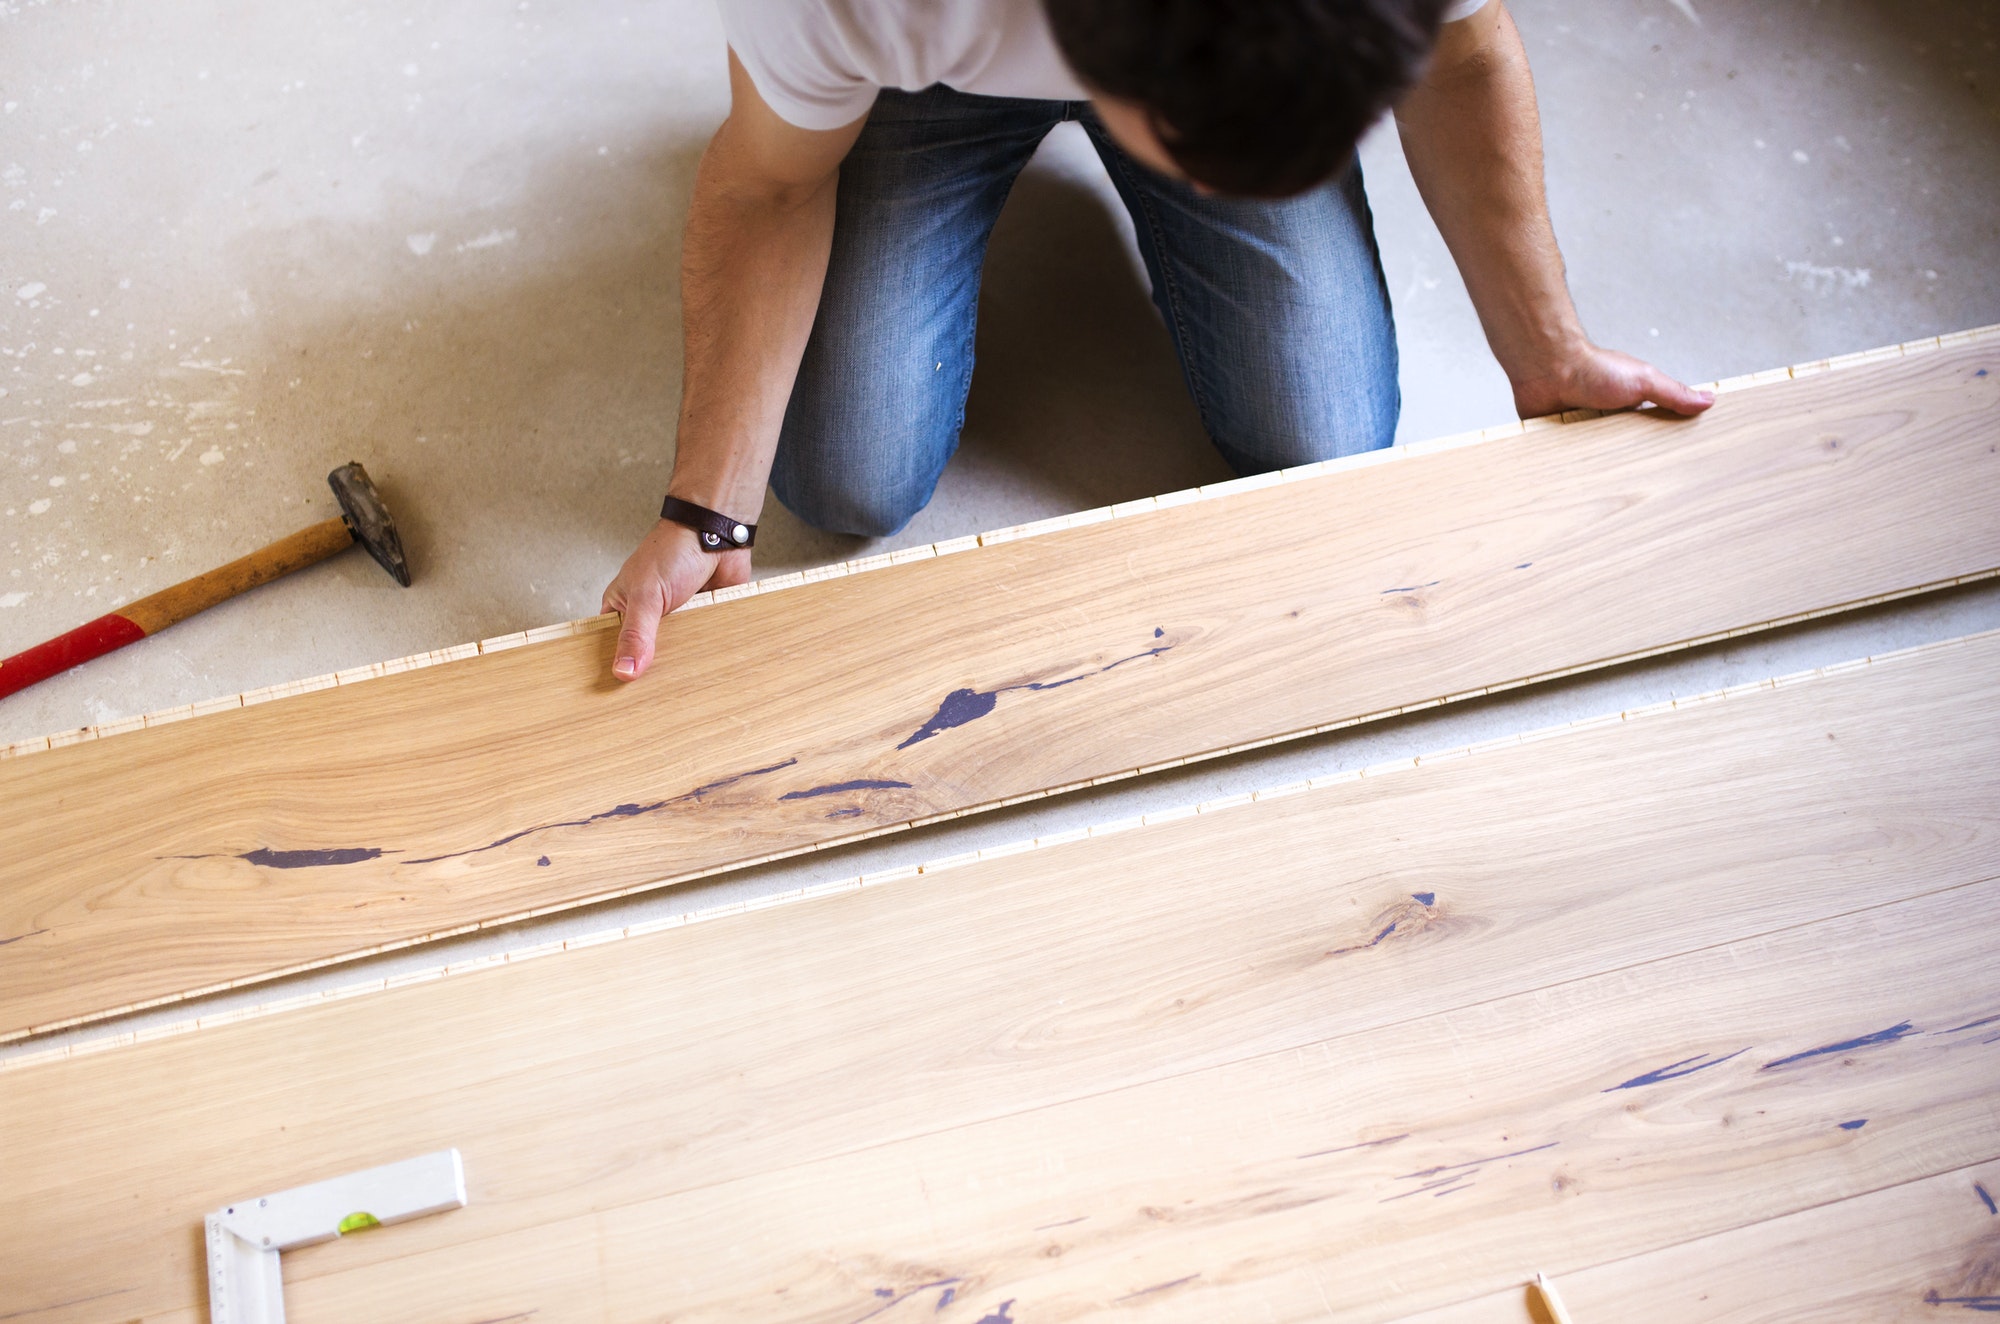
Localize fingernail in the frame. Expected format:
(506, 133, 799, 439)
(614, 657, 636, 678)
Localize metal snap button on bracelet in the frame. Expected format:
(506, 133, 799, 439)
(659, 495, 756, 551)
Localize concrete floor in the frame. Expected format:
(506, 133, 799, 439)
(3, 1, 1998, 1053)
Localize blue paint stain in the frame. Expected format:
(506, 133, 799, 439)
(1939, 1014, 2000, 1035)
(1978, 369, 1990, 377)
(1381, 580, 1441, 595)
(975, 1301, 1016, 1324)
(936, 1287, 956, 1310)
(1838, 1118, 1867, 1130)
(1762, 1021, 1917, 1070)
(401, 757, 799, 865)
(536, 856, 551, 867)
(1977, 1182, 1997, 1215)
(1412, 892, 1436, 906)
(899, 687, 998, 748)
(1924, 1291, 2000, 1311)
(167, 846, 395, 870)
(1326, 919, 1402, 959)
(1154, 627, 1164, 637)
(898, 639, 1175, 749)
(1515, 562, 1533, 569)
(826, 807, 865, 820)
(1603, 1048, 1748, 1092)
(780, 778, 912, 801)
(0, 928, 50, 948)
(843, 1279, 964, 1324)
(239, 846, 387, 869)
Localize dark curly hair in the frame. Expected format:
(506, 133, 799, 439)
(1046, 0, 1450, 198)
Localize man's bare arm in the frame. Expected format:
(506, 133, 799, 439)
(601, 53, 868, 681)
(1395, 1, 1711, 419)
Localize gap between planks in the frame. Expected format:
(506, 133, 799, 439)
(4, 321, 1992, 763)
(8, 624, 1992, 1075)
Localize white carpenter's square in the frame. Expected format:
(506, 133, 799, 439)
(205, 1148, 467, 1324)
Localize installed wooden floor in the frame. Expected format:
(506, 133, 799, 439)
(4, 334, 1999, 1041)
(4, 629, 1995, 1322)
(1397, 1161, 2000, 1323)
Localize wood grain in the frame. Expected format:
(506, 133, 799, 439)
(1390, 1160, 2000, 1323)
(4, 339, 1998, 1041)
(2, 632, 1994, 1321)
(275, 887, 2000, 1323)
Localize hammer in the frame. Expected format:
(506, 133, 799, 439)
(0, 462, 410, 701)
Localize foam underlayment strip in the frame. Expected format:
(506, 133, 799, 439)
(6, 625, 1985, 1075)
(4, 324, 1989, 761)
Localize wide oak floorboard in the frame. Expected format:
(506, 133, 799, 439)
(4, 341, 1998, 1037)
(279, 880, 2000, 1322)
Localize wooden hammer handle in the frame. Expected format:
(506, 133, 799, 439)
(0, 517, 354, 701)
(117, 517, 354, 633)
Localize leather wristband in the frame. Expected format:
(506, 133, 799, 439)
(660, 495, 756, 552)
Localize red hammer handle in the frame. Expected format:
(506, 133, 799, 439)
(0, 517, 355, 702)
(0, 613, 149, 700)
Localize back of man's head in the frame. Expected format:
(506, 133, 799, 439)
(1046, 0, 1451, 198)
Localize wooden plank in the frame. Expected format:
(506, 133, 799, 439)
(2, 632, 1995, 1320)
(1388, 1159, 2000, 1323)
(183, 860, 2000, 1321)
(3, 337, 1997, 1043)
(0, 328, 1961, 767)
(0, 338, 1992, 1040)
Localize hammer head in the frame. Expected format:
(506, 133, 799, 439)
(328, 461, 412, 587)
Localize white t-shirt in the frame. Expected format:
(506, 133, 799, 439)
(720, 0, 1492, 130)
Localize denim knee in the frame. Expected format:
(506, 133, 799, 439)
(1081, 127, 1402, 476)
(769, 366, 965, 538)
(1205, 361, 1401, 475)
(761, 88, 1061, 537)
(769, 456, 937, 539)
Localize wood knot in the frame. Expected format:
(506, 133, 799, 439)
(1323, 892, 1449, 960)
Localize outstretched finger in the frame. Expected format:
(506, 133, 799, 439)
(1640, 366, 1715, 417)
(611, 591, 665, 682)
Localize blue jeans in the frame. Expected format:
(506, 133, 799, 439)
(771, 85, 1401, 537)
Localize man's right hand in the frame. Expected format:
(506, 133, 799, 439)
(600, 520, 753, 681)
